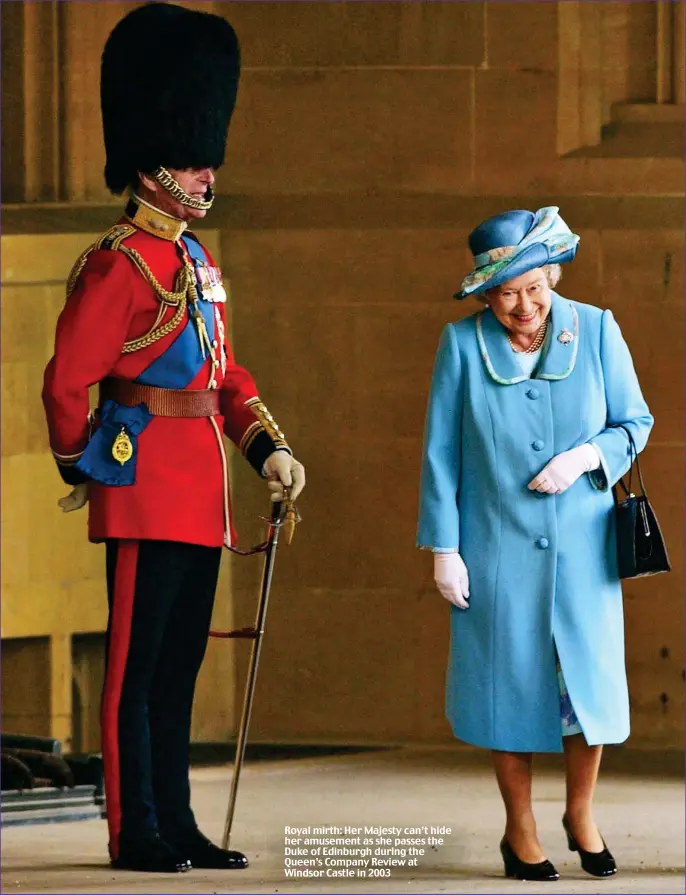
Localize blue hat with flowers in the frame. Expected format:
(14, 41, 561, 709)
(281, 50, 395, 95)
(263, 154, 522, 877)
(455, 206, 580, 300)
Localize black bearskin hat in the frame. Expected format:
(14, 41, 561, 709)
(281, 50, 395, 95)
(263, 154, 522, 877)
(101, 2, 240, 194)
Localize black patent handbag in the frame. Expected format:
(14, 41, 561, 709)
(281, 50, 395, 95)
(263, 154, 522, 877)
(612, 425, 671, 579)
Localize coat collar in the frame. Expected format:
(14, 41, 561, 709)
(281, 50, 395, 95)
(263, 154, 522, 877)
(475, 292, 579, 385)
(125, 194, 188, 242)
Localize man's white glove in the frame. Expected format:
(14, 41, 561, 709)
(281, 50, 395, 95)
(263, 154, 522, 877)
(528, 443, 600, 495)
(58, 483, 89, 513)
(433, 552, 470, 610)
(263, 451, 306, 503)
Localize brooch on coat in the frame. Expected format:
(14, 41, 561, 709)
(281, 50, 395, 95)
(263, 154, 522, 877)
(557, 328, 574, 345)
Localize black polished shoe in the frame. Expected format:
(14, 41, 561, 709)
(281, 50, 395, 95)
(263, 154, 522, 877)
(562, 814, 617, 877)
(500, 837, 560, 881)
(172, 829, 249, 870)
(112, 832, 192, 873)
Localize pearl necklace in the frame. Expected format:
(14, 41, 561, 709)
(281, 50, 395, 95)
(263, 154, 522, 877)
(507, 316, 549, 354)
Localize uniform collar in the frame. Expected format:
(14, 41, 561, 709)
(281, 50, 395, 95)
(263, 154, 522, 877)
(475, 292, 579, 385)
(125, 194, 187, 242)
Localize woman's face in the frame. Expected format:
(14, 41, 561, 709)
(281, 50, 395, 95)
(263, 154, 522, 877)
(483, 267, 552, 335)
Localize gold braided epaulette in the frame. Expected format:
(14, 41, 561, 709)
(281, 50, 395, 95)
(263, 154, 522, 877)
(63, 223, 191, 354)
(241, 398, 290, 455)
(65, 224, 137, 299)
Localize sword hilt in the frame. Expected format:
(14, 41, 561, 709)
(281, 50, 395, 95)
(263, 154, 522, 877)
(274, 487, 300, 546)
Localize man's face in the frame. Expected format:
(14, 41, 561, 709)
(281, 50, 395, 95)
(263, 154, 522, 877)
(139, 167, 216, 221)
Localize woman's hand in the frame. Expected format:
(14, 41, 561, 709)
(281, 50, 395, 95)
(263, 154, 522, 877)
(434, 553, 470, 610)
(263, 451, 306, 503)
(528, 443, 601, 494)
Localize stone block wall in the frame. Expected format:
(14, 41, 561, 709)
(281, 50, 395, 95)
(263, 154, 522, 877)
(1, 1, 683, 749)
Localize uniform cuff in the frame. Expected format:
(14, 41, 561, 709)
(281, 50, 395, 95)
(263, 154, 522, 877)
(246, 431, 292, 476)
(240, 398, 292, 475)
(55, 462, 90, 487)
(51, 447, 90, 486)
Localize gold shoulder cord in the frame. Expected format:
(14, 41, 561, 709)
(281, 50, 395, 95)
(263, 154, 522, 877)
(64, 224, 192, 354)
(117, 248, 190, 354)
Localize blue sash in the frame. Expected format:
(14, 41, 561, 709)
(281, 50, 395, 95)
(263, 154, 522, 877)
(76, 237, 217, 486)
(137, 237, 216, 388)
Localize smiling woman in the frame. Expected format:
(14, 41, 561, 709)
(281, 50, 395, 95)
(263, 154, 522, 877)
(482, 266, 558, 353)
(417, 206, 653, 881)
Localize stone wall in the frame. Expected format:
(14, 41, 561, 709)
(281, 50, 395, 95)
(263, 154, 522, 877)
(1, 1, 683, 750)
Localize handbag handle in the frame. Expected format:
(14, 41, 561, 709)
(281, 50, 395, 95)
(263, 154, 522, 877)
(610, 423, 647, 498)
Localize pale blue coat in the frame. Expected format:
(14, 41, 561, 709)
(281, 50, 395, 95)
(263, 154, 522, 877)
(417, 293, 653, 752)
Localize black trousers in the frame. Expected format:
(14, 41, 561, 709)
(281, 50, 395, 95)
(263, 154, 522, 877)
(103, 539, 221, 858)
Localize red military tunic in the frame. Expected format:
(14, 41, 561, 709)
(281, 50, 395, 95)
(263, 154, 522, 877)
(43, 204, 288, 548)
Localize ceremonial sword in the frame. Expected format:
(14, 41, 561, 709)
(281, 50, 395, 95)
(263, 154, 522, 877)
(208, 489, 299, 850)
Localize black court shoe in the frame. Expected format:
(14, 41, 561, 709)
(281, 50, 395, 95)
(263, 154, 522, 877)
(112, 832, 192, 873)
(562, 815, 618, 877)
(172, 829, 249, 870)
(500, 837, 560, 881)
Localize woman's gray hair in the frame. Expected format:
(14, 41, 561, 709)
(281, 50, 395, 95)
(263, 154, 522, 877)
(543, 264, 562, 288)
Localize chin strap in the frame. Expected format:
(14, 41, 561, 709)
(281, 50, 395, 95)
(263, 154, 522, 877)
(152, 166, 215, 210)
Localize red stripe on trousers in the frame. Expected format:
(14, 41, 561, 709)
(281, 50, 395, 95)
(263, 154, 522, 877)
(101, 540, 139, 861)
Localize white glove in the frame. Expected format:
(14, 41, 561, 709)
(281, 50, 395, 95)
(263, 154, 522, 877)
(433, 553, 470, 610)
(263, 451, 306, 503)
(58, 483, 89, 513)
(528, 443, 600, 495)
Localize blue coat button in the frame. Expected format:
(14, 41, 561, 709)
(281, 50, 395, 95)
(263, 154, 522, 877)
(527, 388, 540, 400)
(537, 537, 549, 549)
(532, 439, 545, 451)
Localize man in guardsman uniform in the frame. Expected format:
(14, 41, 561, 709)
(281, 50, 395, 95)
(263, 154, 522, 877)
(42, 3, 305, 874)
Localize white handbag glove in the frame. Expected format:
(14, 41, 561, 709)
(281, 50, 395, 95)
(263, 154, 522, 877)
(528, 443, 601, 495)
(263, 451, 306, 503)
(433, 552, 470, 610)
(57, 483, 89, 513)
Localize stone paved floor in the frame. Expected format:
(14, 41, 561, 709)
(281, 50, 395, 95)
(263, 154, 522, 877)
(2, 748, 684, 895)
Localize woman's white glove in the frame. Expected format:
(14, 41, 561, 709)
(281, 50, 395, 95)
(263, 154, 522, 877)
(528, 443, 600, 495)
(433, 553, 470, 610)
(263, 451, 306, 503)
(57, 483, 89, 513)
